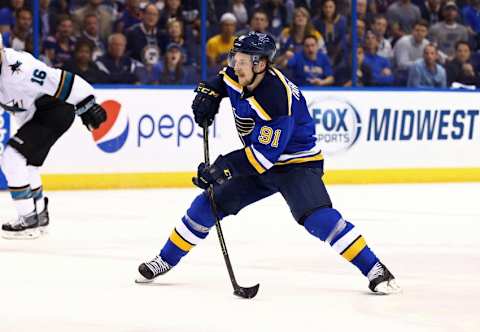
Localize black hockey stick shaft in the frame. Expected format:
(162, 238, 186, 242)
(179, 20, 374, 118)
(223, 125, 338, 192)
(202, 123, 259, 299)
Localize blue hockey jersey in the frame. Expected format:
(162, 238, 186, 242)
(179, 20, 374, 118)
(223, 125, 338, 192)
(211, 66, 323, 177)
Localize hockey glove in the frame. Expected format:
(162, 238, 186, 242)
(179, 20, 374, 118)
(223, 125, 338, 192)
(192, 82, 221, 127)
(75, 95, 107, 131)
(192, 156, 233, 190)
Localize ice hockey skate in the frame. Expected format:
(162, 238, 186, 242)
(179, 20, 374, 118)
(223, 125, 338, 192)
(1, 212, 40, 239)
(368, 262, 401, 295)
(135, 255, 172, 283)
(37, 197, 50, 235)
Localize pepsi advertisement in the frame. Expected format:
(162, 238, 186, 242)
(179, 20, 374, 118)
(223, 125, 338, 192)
(35, 89, 480, 186)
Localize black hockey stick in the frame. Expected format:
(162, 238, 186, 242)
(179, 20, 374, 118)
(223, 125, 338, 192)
(202, 123, 260, 299)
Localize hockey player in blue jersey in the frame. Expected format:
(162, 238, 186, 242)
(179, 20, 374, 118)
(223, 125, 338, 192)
(137, 32, 401, 294)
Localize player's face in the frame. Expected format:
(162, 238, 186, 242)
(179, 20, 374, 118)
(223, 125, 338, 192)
(233, 52, 254, 86)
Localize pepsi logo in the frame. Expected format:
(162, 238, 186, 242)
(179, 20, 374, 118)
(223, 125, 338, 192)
(92, 100, 129, 153)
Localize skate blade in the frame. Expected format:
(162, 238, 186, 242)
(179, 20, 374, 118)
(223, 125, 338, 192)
(2, 228, 40, 240)
(135, 276, 156, 284)
(373, 279, 402, 295)
(38, 226, 49, 235)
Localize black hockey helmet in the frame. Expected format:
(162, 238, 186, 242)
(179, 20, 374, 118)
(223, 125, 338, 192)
(230, 32, 277, 65)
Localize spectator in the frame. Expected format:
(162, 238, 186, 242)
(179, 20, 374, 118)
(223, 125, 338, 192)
(355, 0, 373, 25)
(181, 0, 201, 26)
(162, 18, 195, 65)
(407, 43, 447, 87)
(43, 15, 76, 67)
(278, 34, 334, 86)
(230, 0, 249, 29)
(158, 43, 197, 84)
(393, 19, 430, 83)
(334, 46, 374, 86)
(356, 18, 366, 42)
(1, 8, 32, 52)
(126, 3, 162, 65)
(446, 41, 479, 87)
(414, 0, 442, 25)
(96, 33, 143, 84)
(80, 14, 106, 60)
(279, 6, 325, 55)
(256, 0, 288, 38)
(368, 0, 396, 15)
(62, 39, 108, 83)
(206, 12, 236, 70)
(387, 0, 421, 35)
(363, 30, 395, 85)
(312, 0, 347, 65)
(371, 14, 393, 60)
(158, 0, 184, 30)
(72, 0, 113, 40)
(0, 0, 24, 33)
(237, 8, 270, 35)
(39, 0, 56, 41)
(115, 0, 142, 33)
(429, 1, 469, 59)
(462, 0, 480, 40)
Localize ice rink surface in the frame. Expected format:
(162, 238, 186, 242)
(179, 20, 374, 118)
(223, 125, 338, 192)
(1, 183, 479, 332)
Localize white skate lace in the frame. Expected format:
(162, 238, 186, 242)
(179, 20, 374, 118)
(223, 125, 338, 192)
(6, 215, 28, 227)
(367, 262, 385, 281)
(146, 256, 171, 276)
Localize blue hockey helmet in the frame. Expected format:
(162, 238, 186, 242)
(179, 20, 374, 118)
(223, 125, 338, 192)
(230, 32, 277, 65)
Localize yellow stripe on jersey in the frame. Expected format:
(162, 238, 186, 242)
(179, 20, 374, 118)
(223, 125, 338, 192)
(54, 70, 66, 99)
(245, 147, 266, 174)
(271, 68, 292, 116)
(274, 152, 324, 166)
(222, 71, 242, 93)
(341, 236, 367, 261)
(247, 97, 272, 121)
(169, 229, 194, 251)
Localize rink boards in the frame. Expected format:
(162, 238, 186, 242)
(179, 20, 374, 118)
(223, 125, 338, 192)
(2, 88, 480, 189)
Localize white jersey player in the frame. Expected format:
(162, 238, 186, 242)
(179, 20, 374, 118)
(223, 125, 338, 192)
(0, 39, 107, 239)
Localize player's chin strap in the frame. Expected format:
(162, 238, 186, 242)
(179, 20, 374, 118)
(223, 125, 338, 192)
(247, 55, 269, 86)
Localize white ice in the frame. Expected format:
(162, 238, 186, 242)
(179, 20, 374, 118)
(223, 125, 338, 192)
(1, 183, 479, 332)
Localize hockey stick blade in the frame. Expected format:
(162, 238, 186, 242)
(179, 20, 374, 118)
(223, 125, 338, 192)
(233, 283, 260, 299)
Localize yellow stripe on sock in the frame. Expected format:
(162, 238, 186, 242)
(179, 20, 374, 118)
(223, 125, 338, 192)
(341, 236, 367, 261)
(169, 229, 194, 251)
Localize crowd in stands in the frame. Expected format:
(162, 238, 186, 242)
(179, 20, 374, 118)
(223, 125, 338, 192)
(0, 0, 479, 88)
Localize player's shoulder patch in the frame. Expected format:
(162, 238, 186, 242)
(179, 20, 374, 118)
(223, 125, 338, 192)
(249, 69, 290, 120)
